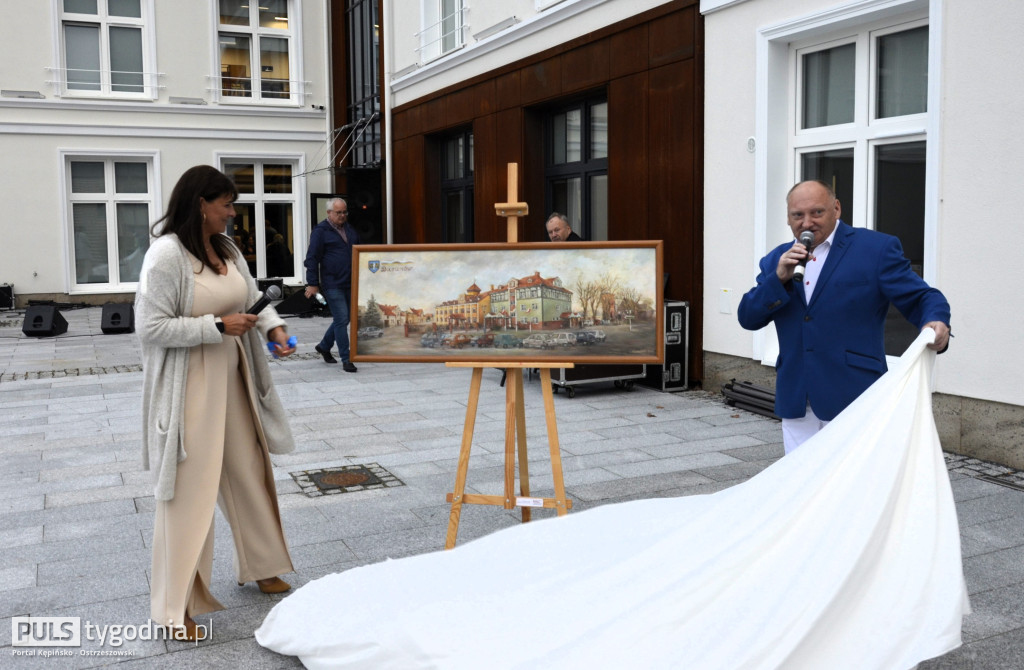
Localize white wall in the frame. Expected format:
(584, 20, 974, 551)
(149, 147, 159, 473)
(387, 0, 675, 106)
(0, 0, 332, 297)
(933, 0, 1024, 404)
(701, 0, 1024, 406)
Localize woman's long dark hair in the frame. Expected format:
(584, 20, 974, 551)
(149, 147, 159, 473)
(152, 165, 239, 273)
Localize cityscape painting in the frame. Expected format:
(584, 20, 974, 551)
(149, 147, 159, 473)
(351, 241, 663, 363)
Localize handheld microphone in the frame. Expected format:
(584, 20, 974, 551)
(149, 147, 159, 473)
(246, 284, 283, 315)
(792, 231, 815, 283)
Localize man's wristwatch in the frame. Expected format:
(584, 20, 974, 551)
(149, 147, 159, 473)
(215, 317, 225, 333)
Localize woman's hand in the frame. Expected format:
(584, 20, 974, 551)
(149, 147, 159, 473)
(220, 313, 258, 336)
(268, 326, 295, 357)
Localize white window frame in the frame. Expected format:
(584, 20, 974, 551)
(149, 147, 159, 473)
(212, 0, 303, 106)
(791, 17, 930, 231)
(59, 150, 160, 293)
(215, 152, 306, 280)
(751, 0, 942, 362)
(418, 0, 467, 63)
(50, 0, 158, 100)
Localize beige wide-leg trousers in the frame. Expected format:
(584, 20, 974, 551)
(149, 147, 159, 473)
(150, 265, 292, 627)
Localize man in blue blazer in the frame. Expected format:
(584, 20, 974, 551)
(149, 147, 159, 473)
(738, 180, 950, 453)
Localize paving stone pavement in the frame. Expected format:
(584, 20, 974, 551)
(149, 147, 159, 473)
(1, 305, 1022, 668)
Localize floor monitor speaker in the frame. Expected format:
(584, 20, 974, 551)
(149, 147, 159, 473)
(22, 305, 68, 337)
(101, 303, 135, 334)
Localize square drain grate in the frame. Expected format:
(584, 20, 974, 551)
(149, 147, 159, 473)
(290, 463, 404, 497)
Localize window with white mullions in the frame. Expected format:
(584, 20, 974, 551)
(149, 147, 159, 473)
(418, 0, 465, 62)
(217, 0, 297, 103)
(791, 16, 930, 354)
(793, 19, 929, 232)
(65, 156, 154, 289)
(222, 160, 299, 280)
(57, 0, 153, 97)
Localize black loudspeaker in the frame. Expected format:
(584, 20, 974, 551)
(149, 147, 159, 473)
(258, 277, 284, 294)
(0, 283, 14, 311)
(274, 289, 316, 315)
(345, 167, 383, 245)
(101, 303, 135, 334)
(22, 305, 68, 337)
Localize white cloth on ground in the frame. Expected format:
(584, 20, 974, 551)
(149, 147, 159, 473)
(256, 328, 969, 670)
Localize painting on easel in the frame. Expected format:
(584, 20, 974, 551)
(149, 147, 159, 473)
(350, 241, 663, 363)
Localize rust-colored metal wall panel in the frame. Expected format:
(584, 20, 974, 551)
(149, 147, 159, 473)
(472, 114, 501, 242)
(522, 108, 546, 242)
(392, 136, 428, 243)
(649, 4, 696, 67)
(520, 57, 562, 105)
(608, 72, 650, 241)
(446, 81, 497, 126)
(609, 25, 650, 79)
(419, 97, 448, 134)
(647, 59, 701, 379)
(385, 0, 704, 380)
(561, 40, 610, 94)
(392, 106, 421, 141)
(495, 71, 521, 111)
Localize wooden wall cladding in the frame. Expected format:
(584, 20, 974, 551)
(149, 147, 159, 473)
(388, 0, 704, 380)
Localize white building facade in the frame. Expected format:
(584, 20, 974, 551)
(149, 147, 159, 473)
(700, 0, 1024, 465)
(0, 0, 335, 305)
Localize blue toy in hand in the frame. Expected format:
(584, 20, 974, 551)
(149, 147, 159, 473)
(267, 336, 298, 359)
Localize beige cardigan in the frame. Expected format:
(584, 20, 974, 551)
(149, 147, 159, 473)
(135, 234, 295, 501)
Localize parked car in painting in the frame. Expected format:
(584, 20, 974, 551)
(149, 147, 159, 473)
(471, 333, 495, 347)
(437, 333, 454, 348)
(358, 326, 383, 338)
(420, 332, 442, 348)
(592, 329, 607, 342)
(447, 333, 473, 348)
(550, 332, 577, 347)
(573, 330, 597, 344)
(492, 333, 521, 348)
(522, 333, 553, 349)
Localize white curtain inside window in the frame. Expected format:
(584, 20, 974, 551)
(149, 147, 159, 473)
(108, 0, 141, 18)
(116, 203, 149, 282)
(802, 43, 855, 128)
(71, 161, 105, 193)
(109, 26, 144, 93)
(73, 203, 108, 284)
(114, 162, 147, 193)
(65, 24, 101, 90)
(877, 26, 928, 118)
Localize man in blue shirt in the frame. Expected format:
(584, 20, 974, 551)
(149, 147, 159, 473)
(305, 197, 359, 372)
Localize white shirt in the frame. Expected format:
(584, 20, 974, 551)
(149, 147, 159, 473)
(802, 227, 837, 302)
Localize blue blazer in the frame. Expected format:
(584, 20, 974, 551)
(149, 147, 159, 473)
(304, 220, 359, 290)
(737, 222, 950, 421)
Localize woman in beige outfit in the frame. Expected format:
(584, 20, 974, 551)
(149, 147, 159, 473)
(136, 166, 296, 640)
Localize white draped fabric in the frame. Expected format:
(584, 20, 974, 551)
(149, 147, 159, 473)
(256, 329, 969, 669)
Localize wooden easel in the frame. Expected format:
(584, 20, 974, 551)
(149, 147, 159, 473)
(444, 163, 573, 549)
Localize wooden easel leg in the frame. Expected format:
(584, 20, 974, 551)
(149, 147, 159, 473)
(539, 368, 570, 516)
(445, 367, 484, 549)
(514, 369, 531, 522)
(503, 368, 519, 510)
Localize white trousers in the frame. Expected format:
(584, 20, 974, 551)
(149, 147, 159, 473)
(781, 403, 830, 454)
